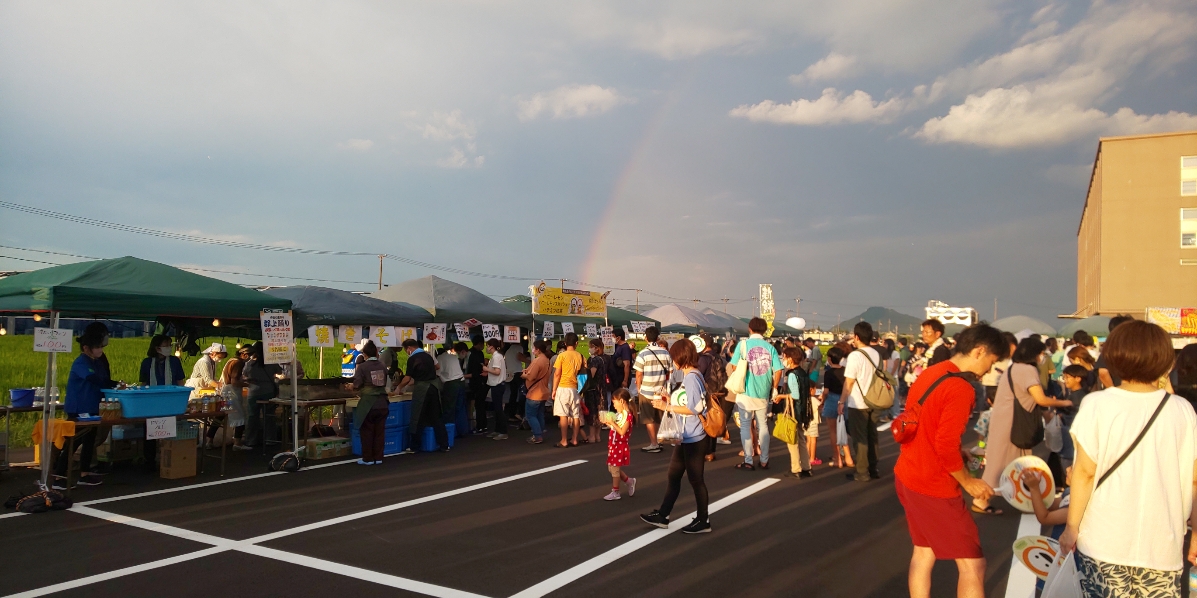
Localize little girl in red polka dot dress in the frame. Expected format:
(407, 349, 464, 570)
(603, 389, 636, 501)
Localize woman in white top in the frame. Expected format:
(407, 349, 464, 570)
(1060, 321, 1197, 598)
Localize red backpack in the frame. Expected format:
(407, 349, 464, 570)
(892, 372, 967, 444)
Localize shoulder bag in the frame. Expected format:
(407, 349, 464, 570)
(1008, 364, 1044, 449)
(1094, 393, 1171, 490)
(724, 341, 748, 395)
(892, 371, 967, 444)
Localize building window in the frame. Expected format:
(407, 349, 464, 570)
(1184, 208, 1197, 248)
(1184, 156, 1197, 196)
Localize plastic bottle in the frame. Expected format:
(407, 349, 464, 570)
(1189, 568, 1197, 595)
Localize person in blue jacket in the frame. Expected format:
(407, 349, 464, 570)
(55, 322, 115, 488)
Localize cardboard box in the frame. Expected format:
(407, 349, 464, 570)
(158, 437, 197, 479)
(305, 436, 351, 460)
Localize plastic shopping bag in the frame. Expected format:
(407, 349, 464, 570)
(836, 415, 849, 447)
(657, 412, 683, 446)
(1040, 553, 1082, 598)
(1044, 412, 1064, 453)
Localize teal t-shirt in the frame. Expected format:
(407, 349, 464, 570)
(731, 337, 783, 400)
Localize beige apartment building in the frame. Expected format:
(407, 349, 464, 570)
(1075, 130, 1197, 318)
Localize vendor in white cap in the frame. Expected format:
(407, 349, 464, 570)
(187, 342, 228, 398)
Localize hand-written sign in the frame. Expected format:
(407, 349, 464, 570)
(145, 417, 178, 440)
(423, 324, 448, 345)
(337, 325, 363, 345)
(585, 323, 598, 336)
(308, 325, 335, 348)
(630, 321, 652, 334)
(33, 328, 73, 353)
(260, 309, 295, 365)
(503, 326, 521, 344)
(396, 327, 417, 343)
(370, 326, 397, 348)
(600, 326, 615, 349)
(482, 324, 501, 342)
(561, 322, 574, 334)
(454, 324, 472, 341)
(542, 321, 555, 338)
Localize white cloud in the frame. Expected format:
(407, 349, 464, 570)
(436, 147, 485, 169)
(517, 84, 633, 121)
(789, 52, 857, 84)
(917, 84, 1197, 148)
(405, 110, 484, 168)
(335, 138, 373, 151)
(729, 88, 906, 125)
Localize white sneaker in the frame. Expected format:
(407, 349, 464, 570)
(627, 477, 637, 497)
(716, 438, 731, 445)
(603, 490, 621, 501)
(355, 459, 373, 466)
(493, 434, 508, 440)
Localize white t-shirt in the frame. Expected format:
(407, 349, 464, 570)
(1071, 388, 1197, 571)
(842, 346, 880, 410)
(504, 345, 525, 382)
(486, 352, 507, 387)
(437, 351, 464, 382)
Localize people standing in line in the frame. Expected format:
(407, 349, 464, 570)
(351, 341, 389, 465)
(610, 329, 634, 394)
(821, 346, 853, 469)
(879, 338, 901, 423)
(584, 339, 612, 444)
(241, 341, 281, 451)
(840, 322, 882, 482)
(803, 337, 823, 383)
(438, 344, 467, 432)
(633, 326, 673, 453)
(893, 324, 1007, 598)
(55, 323, 115, 489)
(1052, 364, 1092, 485)
(395, 339, 448, 453)
(1174, 344, 1197, 410)
(465, 340, 488, 435)
(980, 332, 1018, 412)
(504, 342, 528, 427)
(639, 338, 711, 534)
(603, 389, 637, 501)
(1059, 321, 1196, 598)
(1094, 314, 1133, 390)
(729, 317, 783, 471)
(920, 319, 952, 367)
(522, 340, 551, 444)
(775, 347, 813, 479)
(551, 333, 584, 447)
(219, 347, 250, 450)
(974, 338, 1073, 514)
(697, 333, 731, 461)
(1040, 337, 1060, 396)
(479, 338, 508, 440)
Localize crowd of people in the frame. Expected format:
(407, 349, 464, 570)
(48, 314, 1197, 596)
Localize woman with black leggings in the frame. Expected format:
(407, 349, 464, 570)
(639, 338, 711, 534)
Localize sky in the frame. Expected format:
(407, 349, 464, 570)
(2, 0, 1195, 329)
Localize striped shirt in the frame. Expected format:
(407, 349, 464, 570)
(633, 346, 673, 395)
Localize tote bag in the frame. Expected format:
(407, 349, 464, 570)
(772, 397, 799, 445)
(725, 341, 748, 395)
(1008, 365, 1044, 449)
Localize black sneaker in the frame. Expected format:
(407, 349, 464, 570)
(639, 510, 669, 529)
(471, 428, 488, 436)
(799, 470, 814, 478)
(680, 519, 711, 534)
(869, 472, 881, 480)
(76, 474, 104, 486)
(845, 473, 871, 482)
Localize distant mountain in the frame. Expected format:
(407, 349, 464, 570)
(834, 307, 924, 335)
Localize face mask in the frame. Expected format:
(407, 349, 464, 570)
(158, 346, 171, 357)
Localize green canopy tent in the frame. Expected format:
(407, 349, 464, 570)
(499, 295, 659, 334)
(991, 315, 1057, 337)
(1058, 315, 1112, 339)
(370, 275, 531, 329)
(0, 256, 295, 486)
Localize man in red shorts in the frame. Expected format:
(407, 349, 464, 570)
(894, 323, 1010, 598)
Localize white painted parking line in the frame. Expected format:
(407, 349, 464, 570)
(1003, 513, 1041, 598)
(0, 512, 28, 520)
(510, 478, 780, 598)
(3, 460, 587, 598)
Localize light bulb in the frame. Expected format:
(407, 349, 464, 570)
(32, 314, 42, 322)
(212, 319, 221, 327)
(0, 327, 6, 336)
(174, 350, 181, 357)
(235, 342, 242, 349)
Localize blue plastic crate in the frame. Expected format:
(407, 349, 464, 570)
(455, 397, 468, 437)
(419, 424, 455, 452)
(103, 387, 191, 418)
(385, 401, 411, 429)
(352, 425, 408, 456)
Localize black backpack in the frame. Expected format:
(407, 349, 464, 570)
(1008, 364, 1044, 449)
(704, 352, 728, 400)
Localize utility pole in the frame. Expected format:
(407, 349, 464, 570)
(994, 297, 998, 321)
(377, 255, 384, 290)
(795, 297, 801, 317)
(722, 297, 728, 313)
(635, 289, 640, 314)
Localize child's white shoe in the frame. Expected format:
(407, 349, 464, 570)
(603, 490, 621, 501)
(627, 477, 636, 497)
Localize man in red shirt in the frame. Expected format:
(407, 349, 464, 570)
(894, 324, 1009, 598)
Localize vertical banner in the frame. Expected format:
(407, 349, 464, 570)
(370, 326, 396, 347)
(585, 323, 598, 337)
(542, 321, 555, 338)
(423, 323, 448, 345)
(561, 322, 574, 334)
(308, 325, 335, 348)
(482, 324, 501, 342)
(600, 326, 615, 349)
(503, 326, 521, 344)
(396, 327, 417, 344)
(454, 323, 472, 341)
(260, 309, 295, 365)
(337, 325, 363, 345)
(759, 283, 776, 338)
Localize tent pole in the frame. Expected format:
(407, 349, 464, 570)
(319, 346, 324, 379)
(39, 311, 60, 489)
(292, 344, 299, 455)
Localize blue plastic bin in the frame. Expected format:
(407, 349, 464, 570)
(455, 396, 468, 437)
(352, 425, 408, 456)
(9, 389, 35, 408)
(385, 401, 411, 429)
(419, 423, 455, 452)
(103, 387, 191, 418)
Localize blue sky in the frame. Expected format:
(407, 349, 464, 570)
(2, 0, 1195, 329)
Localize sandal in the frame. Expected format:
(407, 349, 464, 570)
(553, 443, 569, 448)
(971, 504, 1003, 516)
(735, 463, 755, 471)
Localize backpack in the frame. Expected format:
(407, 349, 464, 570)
(698, 393, 726, 438)
(1008, 364, 1044, 449)
(777, 368, 813, 428)
(5, 487, 72, 514)
(892, 371, 968, 444)
(855, 349, 895, 410)
(704, 352, 728, 401)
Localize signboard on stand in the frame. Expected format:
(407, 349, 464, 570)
(630, 321, 652, 334)
(561, 322, 574, 334)
(308, 325, 335, 348)
(423, 324, 448, 345)
(531, 282, 609, 318)
(503, 326, 521, 344)
(482, 324, 500, 342)
(396, 327, 417, 344)
(146, 417, 178, 440)
(585, 323, 598, 337)
(33, 328, 72, 353)
(542, 321, 555, 338)
(600, 326, 615, 349)
(337, 325, 363, 345)
(660, 333, 685, 348)
(454, 324, 472, 341)
(260, 309, 294, 365)
(370, 326, 397, 347)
